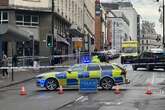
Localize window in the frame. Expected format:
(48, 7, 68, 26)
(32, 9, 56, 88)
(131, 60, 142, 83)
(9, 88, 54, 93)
(142, 52, 152, 58)
(24, 15, 31, 25)
(16, 14, 39, 27)
(87, 64, 100, 71)
(16, 14, 23, 25)
(146, 40, 148, 44)
(71, 64, 84, 71)
(101, 65, 114, 70)
(32, 15, 39, 26)
(0, 11, 8, 24)
(142, 40, 144, 44)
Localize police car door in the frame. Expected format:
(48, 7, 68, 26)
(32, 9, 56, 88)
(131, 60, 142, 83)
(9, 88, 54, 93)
(67, 65, 83, 85)
(87, 64, 101, 79)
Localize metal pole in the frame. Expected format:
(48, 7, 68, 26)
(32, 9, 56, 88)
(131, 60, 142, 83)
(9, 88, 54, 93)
(113, 22, 115, 49)
(32, 36, 34, 64)
(23, 41, 25, 66)
(52, 0, 55, 55)
(163, 0, 165, 49)
(11, 42, 14, 81)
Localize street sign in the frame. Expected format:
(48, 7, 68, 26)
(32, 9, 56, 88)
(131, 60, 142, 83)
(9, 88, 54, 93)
(74, 41, 82, 48)
(72, 37, 83, 48)
(72, 37, 82, 41)
(79, 79, 98, 93)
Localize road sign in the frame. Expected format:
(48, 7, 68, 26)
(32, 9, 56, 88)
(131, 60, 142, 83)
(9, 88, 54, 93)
(74, 41, 82, 48)
(79, 79, 98, 93)
(72, 37, 82, 41)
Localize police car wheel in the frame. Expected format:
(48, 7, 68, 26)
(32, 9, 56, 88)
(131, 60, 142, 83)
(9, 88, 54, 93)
(45, 78, 59, 91)
(100, 77, 114, 90)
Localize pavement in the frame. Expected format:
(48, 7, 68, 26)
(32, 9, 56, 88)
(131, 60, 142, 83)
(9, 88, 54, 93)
(0, 69, 40, 89)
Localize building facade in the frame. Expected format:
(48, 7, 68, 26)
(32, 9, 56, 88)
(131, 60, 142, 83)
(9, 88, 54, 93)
(140, 21, 162, 52)
(95, 1, 107, 51)
(105, 10, 129, 51)
(0, 0, 95, 61)
(102, 2, 139, 40)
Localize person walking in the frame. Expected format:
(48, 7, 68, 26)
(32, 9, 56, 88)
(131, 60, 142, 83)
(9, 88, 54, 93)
(2, 54, 9, 78)
(12, 54, 18, 67)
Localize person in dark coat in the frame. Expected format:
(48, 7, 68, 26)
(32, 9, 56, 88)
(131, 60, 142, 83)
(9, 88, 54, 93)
(2, 54, 8, 78)
(12, 54, 18, 67)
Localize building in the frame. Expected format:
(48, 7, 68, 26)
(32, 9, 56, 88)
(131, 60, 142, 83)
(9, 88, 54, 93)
(83, 0, 95, 52)
(95, 0, 107, 51)
(102, 2, 139, 40)
(104, 10, 130, 51)
(0, 0, 95, 62)
(159, 6, 165, 48)
(101, 2, 130, 51)
(140, 21, 162, 52)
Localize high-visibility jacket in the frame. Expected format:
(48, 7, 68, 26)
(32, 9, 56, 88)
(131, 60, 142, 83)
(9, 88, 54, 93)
(92, 55, 100, 63)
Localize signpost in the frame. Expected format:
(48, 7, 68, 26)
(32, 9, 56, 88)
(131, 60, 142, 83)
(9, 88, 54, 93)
(72, 37, 82, 63)
(79, 79, 98, 93)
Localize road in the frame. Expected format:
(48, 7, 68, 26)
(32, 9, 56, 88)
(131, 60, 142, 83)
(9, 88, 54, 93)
(0, 59, 165, 110)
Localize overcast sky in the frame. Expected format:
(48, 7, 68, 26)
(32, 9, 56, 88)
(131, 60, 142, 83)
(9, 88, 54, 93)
(101, 0, 162, 35)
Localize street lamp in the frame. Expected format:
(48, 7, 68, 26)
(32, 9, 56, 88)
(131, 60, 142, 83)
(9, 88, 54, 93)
(157, 0, 165, 49)
(51, 0, 55, 55)
(113, 21, 119, 50)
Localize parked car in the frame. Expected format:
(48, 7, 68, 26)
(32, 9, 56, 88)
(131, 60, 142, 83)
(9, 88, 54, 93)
(107, 49, 120, 59)
(132, 51, 165, 71)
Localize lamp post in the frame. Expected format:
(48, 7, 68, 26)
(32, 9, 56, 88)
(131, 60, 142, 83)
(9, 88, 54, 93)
(51, 0, 55, 55)
(157, 0, 165, 49)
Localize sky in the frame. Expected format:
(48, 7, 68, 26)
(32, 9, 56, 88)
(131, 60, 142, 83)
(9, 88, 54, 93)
(101, 0, 163, 35)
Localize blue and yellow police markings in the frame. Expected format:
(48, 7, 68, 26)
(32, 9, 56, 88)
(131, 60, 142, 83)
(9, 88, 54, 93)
(112, 69, 124, 83)
(67, 71, 79, 85)
(101, 70, 112, 78)
(56, 73, 67, 86)
(89, 71, 101, 79)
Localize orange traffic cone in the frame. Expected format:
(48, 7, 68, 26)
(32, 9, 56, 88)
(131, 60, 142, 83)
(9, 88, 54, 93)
(114, 84, 120, 95)
(58, 85, 64, 94)
(145, 83, 152, 95)
(20, 85, 27, 96)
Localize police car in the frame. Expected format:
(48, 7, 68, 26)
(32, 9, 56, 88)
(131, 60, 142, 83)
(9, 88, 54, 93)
(36, 63, 129, 90)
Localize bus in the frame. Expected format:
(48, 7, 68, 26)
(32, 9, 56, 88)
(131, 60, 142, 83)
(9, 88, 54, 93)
(121, 40, 138, 64)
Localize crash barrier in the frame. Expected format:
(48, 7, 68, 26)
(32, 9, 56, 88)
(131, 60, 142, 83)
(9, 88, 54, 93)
(79, 79, 98, 93)
(0, 65, 70, 70)
(6, 53, 91, 67)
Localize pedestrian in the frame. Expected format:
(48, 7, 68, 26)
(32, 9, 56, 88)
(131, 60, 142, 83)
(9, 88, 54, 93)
(2, 54, 9, 78)
(12, 54, 18, 67)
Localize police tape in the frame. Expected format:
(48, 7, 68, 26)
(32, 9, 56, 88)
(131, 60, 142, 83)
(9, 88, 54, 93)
(0, 65, 70, 70)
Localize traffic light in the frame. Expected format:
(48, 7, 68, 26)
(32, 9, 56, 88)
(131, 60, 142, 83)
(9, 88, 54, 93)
(46, 34, 53, 48)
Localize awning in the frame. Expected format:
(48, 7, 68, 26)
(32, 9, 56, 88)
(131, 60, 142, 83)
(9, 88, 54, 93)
(56, 34, 70, 46)
(69, 24, 84, 37)
(0, 24, 31, 42)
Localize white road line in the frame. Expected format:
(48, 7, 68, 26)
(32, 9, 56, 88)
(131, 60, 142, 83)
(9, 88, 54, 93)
(75, 96, 84, 102)
(151, 72, 155, 85)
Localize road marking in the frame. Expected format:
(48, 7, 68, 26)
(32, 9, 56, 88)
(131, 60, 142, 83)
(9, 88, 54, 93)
(151, 72, 155, 85)
(75, 96, 84, 102)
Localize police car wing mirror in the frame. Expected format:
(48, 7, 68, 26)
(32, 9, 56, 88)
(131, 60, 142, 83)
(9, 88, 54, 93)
(67, 68, 72, 73)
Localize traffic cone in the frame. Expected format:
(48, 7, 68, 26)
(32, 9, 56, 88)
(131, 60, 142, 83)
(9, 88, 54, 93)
(145, 83, 152, 95)
(20, 85, 27, 96)
(58, 85, 64, 94)
(114, 84, 120, 95)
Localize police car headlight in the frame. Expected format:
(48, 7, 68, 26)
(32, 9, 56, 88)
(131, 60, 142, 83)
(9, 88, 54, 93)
(36, 75, 44, 79)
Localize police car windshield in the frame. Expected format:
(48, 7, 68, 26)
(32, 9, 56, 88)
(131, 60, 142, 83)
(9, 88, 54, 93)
(70, 64, 84, 71)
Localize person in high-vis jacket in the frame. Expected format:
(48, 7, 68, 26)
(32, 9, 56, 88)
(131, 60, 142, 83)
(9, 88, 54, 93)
(92, 55, 100, 63)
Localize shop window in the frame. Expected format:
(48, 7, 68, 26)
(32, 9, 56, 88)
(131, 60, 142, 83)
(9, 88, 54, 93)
(0, 11, 8, 24)
(16, 14, 39, 27)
